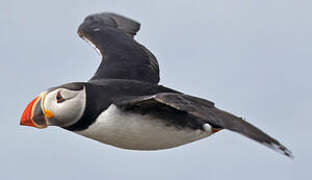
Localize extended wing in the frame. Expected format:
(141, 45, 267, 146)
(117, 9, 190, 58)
(115, 93, 293, 158)
(78, 13, 159, 84)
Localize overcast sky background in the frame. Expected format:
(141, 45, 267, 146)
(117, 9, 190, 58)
(1, 0, 311, 179)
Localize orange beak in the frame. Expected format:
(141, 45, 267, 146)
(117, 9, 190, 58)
(20, 94, 49, 129)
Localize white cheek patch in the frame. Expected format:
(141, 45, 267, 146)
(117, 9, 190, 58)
(44, 87, 87, 127)
(82, 36, 102, 59)
(60, 88, 78, 100)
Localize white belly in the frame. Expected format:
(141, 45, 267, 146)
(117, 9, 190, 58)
(76, 104, 213, 150)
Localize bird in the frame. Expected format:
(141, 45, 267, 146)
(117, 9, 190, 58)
(20, 12, 293, 158)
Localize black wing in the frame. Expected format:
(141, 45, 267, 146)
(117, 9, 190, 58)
(115, 93, 293, 158)
(78, 13, 159, 84)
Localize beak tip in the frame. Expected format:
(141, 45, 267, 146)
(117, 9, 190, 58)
(20, 96, 40, 128)
(20, 114, 36, 127)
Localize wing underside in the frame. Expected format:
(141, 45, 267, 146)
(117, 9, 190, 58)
(115, 93, 293, 158)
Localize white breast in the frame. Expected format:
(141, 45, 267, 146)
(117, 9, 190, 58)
(76, 104, 213, 150)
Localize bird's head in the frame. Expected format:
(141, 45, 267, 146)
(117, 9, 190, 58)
(20, 83, 87, 129)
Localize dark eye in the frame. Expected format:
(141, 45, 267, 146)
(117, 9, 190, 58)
(56, 91, 65, 103)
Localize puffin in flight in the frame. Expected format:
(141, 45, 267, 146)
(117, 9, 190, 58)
(20, 12, 293, 158)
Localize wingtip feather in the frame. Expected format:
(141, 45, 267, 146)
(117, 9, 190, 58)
(262, 142, 294, 159)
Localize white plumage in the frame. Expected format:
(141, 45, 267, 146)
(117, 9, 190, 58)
(76, 104, 214, 150)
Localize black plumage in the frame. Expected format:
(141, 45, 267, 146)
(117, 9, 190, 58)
(78, 13, 159, 83)
(54, 12, 292, 157)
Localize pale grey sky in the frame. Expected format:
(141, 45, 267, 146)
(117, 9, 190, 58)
(1, 0, 311, 179)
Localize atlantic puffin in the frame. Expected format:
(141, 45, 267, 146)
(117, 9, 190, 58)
(20, 12, 293, 158)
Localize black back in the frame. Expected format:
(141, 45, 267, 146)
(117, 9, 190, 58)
(63, 79, 178, 131)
